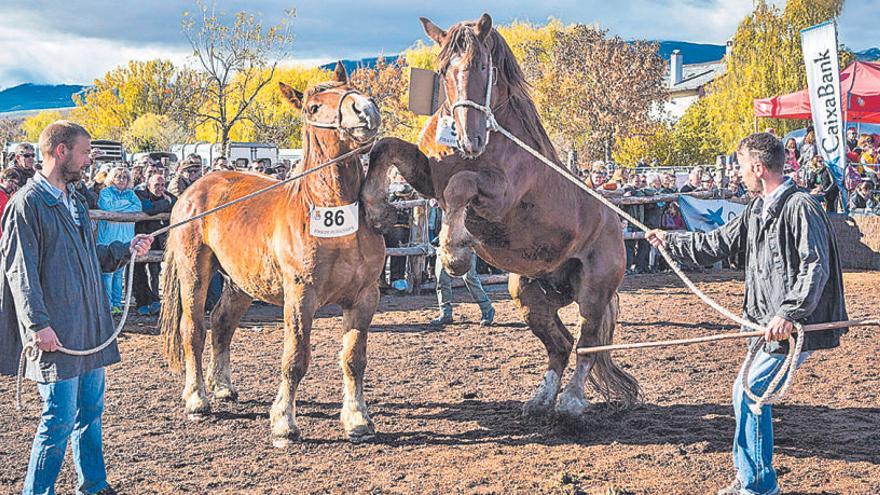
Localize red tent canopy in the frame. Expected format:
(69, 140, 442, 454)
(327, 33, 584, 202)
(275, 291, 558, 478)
(754, 61, 880, 123)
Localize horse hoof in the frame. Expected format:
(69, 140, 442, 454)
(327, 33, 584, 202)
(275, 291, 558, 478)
(213, 387, 238, 402)
(521, 400, 554, 420)
(555, 394, 589, 420)
(346, 424, 376, 443)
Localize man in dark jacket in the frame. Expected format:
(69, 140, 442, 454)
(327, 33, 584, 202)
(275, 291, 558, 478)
(647, 133, 846, 495)
(134, 173, 176, 315)
(0, 121, 152, 495)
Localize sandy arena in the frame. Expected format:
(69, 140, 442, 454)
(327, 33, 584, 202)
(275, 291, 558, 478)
(1, 270, 878, 494)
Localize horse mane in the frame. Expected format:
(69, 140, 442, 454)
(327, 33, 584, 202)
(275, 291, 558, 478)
(438, 24, 560, 163)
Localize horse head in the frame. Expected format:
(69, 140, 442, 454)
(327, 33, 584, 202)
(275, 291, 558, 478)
(279, 62, 381, 147)
(422, 13, 495, 159)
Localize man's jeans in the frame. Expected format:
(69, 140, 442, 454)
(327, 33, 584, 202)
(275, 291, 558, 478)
(24, 367, 108, 495)
(101, 268, 125, 309)
(435, 254, 492, 316)
(732, 348, 811, 495)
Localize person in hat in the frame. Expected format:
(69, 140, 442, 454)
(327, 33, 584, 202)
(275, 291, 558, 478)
(11, 143, 37, 186)
(168, 158, 202, 196)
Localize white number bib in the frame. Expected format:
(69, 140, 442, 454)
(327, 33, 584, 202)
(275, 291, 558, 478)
(435, 115, 458, 148)
(309, 202, 359, 238)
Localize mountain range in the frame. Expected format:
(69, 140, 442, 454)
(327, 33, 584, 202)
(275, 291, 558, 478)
(2, 43, 878, 115)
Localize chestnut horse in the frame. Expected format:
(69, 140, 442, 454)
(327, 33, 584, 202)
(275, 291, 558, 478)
(160, 64, 384, 445)
(361, 15, 641, 423)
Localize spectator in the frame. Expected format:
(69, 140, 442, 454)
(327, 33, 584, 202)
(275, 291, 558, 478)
(585, 165, 607, 189)
(804, 155, 839, 213)
(604, 167, 627, 191)
(431, 249, 495, 327)
(134, 174, 176, 315)
(0, 168, 22, 237)
(849, 180, 874, 211)
(97, 167, 143, 314)
(643, 173, 665, 272)
(11, 143, 37, 186)
(784, 138, 800, 172)
(130, 164, 146, 189)
(846, 127, 859, 153)
(136, 163, 163, 192)
(89, 164, 112, 198)
(856, 133, 873, 155)
(212, 155, 233, 172)
(274, 162, 290, 180)
(679, 166, 704, 193)
(728, 173, 747, 198)
(660, 201, 685, 230)
(622, 175, 649, 273)
(168, 159, 202, 196)
(660, 173, 677, 193)
(860, 145, 879, 179)
(799, 127, 818, 169)
(384, 168, 415, 291)
(845, 163, 863, 194)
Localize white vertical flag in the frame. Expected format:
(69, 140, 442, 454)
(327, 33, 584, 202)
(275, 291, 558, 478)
(801, 21, 847, 209)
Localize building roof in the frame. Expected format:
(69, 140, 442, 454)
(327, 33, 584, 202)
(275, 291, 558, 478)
(669, 60, 726, 93)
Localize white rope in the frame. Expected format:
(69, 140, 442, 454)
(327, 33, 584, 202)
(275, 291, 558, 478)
(15, 142, 375, 412)
(454, 96, 805, 410)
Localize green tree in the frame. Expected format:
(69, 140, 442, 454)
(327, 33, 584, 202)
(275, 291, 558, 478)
(22, 111, 63, 141)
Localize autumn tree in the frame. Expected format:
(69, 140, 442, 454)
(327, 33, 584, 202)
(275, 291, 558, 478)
(183, 1, 294, 152)
(349, 57, 423, 142)
(71, 59, 202, 140)
(22, 111, 63, 141)
(122, 113, 188, 152)
(521, 25, 667, 161)
(695, 0, 846, 152)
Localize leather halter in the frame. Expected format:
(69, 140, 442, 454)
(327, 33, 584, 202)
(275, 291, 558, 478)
(302, 88, 376, 144)
(446, 53, 498, 147)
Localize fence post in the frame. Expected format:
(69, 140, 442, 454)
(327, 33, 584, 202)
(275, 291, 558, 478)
(406, 202, 428, 295)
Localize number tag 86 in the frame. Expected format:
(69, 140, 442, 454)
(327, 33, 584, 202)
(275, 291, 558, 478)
(310, 202, 359, 238)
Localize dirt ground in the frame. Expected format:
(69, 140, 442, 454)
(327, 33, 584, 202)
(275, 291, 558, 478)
(1, 270, 878, 495)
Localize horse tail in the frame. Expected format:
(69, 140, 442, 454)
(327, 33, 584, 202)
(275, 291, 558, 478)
(159, 248, 184, 374)
(588, 292, 643, 408)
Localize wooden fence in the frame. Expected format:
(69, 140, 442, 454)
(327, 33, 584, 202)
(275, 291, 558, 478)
(90, 189, 747, 293)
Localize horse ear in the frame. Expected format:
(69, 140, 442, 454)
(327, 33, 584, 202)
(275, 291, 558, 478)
(420, 17, 446, 45)
(279, 82, 303, 110)
(334, 61, 348, 83)
(475, 13, 492, 40)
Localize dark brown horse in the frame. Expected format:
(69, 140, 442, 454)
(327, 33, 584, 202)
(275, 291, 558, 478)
(361, 14, 640, 422)
(160, 64, 384, 445)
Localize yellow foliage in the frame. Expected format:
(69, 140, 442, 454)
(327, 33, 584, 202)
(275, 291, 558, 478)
(22, 111, 63, 141)
(122, 113, 186, 152)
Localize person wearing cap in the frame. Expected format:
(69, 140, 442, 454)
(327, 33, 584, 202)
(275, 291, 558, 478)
(168, 159, 202, 196)
(0, 168, 22, 238)
(12, 143, 37, 186)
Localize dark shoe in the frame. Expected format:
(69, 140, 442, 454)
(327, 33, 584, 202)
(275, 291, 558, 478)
(149, 301, 162, 315)
(716, 478, 741, 495)
(479, 307, 495, 327)
(137, 305, 151, 316)
(94, 486, 118, 495)
(431, 313, 453, 326)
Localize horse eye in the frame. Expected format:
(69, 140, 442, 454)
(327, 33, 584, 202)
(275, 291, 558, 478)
(308, 104, 319, 114)
(481, 63, 487, 71)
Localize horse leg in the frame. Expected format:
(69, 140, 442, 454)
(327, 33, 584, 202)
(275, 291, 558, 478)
(206, 281, 252, 402)
(269, 283, 317, 447)
(339, 286, 379, 442)
(362, 137, 435, 232)
(178, 248, 216, 420)
(438, 171, 480, 276)
(556, 262, 642, 422)
(509, 274, 573, 419)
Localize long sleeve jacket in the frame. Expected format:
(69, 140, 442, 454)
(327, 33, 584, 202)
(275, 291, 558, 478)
(1, 181, 132, 381)
(664, 184, 847, 354)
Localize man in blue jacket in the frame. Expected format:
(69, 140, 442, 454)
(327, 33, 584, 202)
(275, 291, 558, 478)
(647, 133, 846, 495)
(0, 121, 152, 495)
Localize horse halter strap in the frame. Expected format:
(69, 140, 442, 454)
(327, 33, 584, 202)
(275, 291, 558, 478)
(449, 54, 499, 141)
(302, 89, 374, 144)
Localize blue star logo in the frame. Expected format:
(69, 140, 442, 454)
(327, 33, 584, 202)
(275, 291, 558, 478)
(701, 207, 725, 226)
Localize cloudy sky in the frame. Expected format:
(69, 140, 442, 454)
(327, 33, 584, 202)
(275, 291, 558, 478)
(0, 0, 876, 89)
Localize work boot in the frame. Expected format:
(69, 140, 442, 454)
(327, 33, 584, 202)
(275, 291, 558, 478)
(431, 311, 453, 326)
(479, 307, 495, 327)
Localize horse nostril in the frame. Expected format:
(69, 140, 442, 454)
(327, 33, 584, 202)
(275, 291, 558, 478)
(474, 136, 483, 148)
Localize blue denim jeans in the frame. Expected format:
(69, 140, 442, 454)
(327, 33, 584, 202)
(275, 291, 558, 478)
(23, 367, 108, 495)
(435, 254, 492, 316)
(101, 268, 125, 308)
(732, 348, 811, 495)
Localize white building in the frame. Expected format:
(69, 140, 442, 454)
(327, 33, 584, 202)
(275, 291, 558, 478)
(660, 44, 729, 122)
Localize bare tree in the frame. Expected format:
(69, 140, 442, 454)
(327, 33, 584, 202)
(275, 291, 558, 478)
(348, 57, 419, 140)
(522, 25, 667, 161)
(182, 1, 295, 151)
(0, 118, 24, 166)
